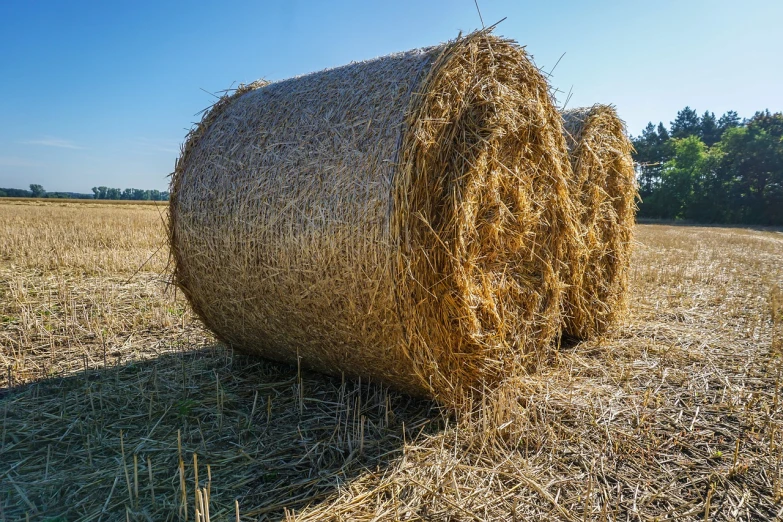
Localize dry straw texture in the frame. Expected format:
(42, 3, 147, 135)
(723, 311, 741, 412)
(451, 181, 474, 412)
(169, 31, 578, 407)
(561, 105, 637, 339)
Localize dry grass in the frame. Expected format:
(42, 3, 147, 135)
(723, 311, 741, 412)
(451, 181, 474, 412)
(0, 197, 165, 206)
(1, 200, 782, 520)
(0, 200, 207, 387)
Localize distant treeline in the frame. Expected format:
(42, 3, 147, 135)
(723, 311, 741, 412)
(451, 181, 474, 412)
(632, 108, 783, 225)
(90, 186, 169, 201)
(0, 184, 169, 201)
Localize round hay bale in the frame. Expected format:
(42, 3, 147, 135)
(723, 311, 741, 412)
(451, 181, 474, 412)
(169, 32, 578, 407)
(561, 105, 638, 340)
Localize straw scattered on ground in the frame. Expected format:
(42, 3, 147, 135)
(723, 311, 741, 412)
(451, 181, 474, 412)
(2, 199, 781, 520)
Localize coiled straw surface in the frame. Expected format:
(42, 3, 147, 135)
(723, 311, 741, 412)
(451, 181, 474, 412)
(169, 32, 578, 407)
(561, 105, 638, 339)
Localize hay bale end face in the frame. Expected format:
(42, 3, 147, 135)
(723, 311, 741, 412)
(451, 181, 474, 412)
(169, 32, 579, 407)
(561, 105, 638, 340)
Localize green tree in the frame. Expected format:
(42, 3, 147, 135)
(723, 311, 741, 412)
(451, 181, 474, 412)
(751, 109, 783, 136)
(657, 136, 709, 219)
(763, 182, 783, 224)
(670, 107, 701, 139)
(717, 110, 741, 135)
(632, 122, 675, 217)
(29, 184, 46, 197)
(699, 111, 720, 147)
(130, 188, 151, 200)
(684, 146, 724, 222)
(713, 111, 783, 224)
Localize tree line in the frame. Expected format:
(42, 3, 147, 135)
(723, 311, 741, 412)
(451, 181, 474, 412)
(90, 186, 169, 201)
(0, 184, 169, 201)
(632, 108, 783, 225)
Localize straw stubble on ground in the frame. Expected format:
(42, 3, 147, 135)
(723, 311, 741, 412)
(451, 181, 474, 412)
(1, 200, 782, 520)
(0, 199, 208, 388)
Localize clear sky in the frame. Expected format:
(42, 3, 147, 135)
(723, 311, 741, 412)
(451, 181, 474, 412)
(0, 0, 780, 192)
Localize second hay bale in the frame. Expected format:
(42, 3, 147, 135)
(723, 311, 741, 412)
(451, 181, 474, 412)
(169, 32, 580, 407)
(561, 105, 638, 340)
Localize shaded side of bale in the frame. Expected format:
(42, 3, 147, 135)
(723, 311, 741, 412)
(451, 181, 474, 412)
(561, 105, 638, 340)
(169, 32, 579, 407)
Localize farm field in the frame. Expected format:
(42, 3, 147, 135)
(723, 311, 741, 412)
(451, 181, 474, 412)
(0, 197, 166, 206)
(1, 200, 782, 520)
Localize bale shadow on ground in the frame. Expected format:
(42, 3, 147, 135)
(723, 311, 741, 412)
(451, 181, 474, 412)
(0, 344, 443, 520)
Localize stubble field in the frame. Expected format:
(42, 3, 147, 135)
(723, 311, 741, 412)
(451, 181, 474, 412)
(0, 199, 781, 520)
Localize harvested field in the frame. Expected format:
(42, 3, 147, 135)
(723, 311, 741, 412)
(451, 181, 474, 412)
(1, 201, 782, 520)
(0, 197, 165, 206)
(0, 201, 207, 387)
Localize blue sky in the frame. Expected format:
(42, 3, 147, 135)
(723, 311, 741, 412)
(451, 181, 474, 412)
(0, 0, 780, 192)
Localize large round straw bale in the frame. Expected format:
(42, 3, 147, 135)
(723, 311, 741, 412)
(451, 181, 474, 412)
(169, 32, 578, 407)
(561, 105, 638, 340)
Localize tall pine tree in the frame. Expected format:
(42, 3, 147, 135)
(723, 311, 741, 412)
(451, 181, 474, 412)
(717, 110, 741, 135)
(670, 106, 701, 138)
(699, 111, 720, 146)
